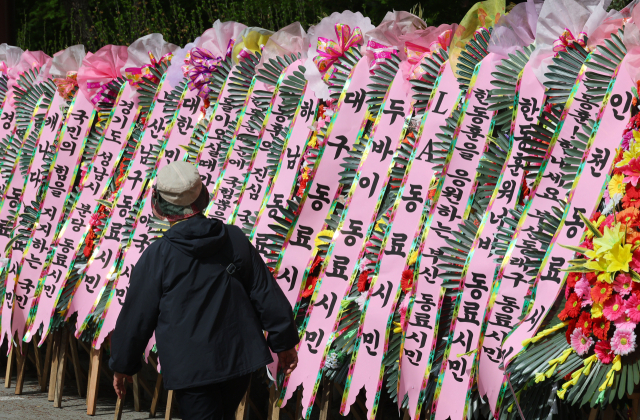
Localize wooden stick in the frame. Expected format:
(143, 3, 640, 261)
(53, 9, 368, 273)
(86, 346, 103, 415)
(14, 341, 29, 395)
(235, 376, 251, 420)
(4, 342, 14, 388)
(32, 337, 43, 388)
(268, 384, 280, 420)
(48, 331, 61, 401)
(132, 374, 141, 412)
(114, 396, 124, 420)
(588, 408, 599, 420)
(295, 388, 303, 420)
(249, 397, 265, 420)
(41, 335, 53, 392)
(68, 335, 85, 397)
(136, 371, 153, 400)
(149, 372, 163, 418)
(53, 328, 69, 408)
(319, 378, 331, 420)
(165, 389, 175, 420)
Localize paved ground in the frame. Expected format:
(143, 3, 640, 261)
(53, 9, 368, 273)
(0, 372, 172, 419)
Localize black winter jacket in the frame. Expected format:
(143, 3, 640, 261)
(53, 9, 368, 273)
(108, 215, 299, 390)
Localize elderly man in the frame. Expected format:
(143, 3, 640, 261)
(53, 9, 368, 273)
(109, 161, 299, 419)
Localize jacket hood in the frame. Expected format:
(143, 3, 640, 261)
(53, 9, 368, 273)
(162, 215, 228, 258)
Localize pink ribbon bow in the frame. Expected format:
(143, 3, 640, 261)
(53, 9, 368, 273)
(53, 71, 78, 101)
(367, 40, 398, 71)
(553, 29, 587, 54)
(182, 47, 223, 100)
(86, 81, 118, 105)
(405, 29, 453, 80)
(313, 23, 364, 76)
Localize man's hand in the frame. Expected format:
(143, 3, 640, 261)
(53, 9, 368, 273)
(113, 372, 133, 399)
(277, 347, 298, 376)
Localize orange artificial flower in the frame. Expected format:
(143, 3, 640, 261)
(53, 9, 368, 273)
(591, 282, 613, 304)
(617, 207, 640, 228)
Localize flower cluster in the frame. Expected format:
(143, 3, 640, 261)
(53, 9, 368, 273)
(562, 114, 640, 363)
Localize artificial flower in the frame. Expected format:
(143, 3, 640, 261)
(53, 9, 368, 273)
(591, 302, 604, 318)
(618, 207, 640, 228)
(614, 273, 633, 296)
(595, 340, 614, 364)
(577, 312, 593, 336)
(559, 293, 581, 320)
(619, 157, 640, 186)
(565, 319, 577, 344)
(631, 248, 640, 272)
(584, 258, 613, 283)
(314, 230, 334, 248)
(593, 224, 625, 257)
(603, 242, 633, 273)
(566, 272, 580, 289)
(627, 231, 640, 249)
(575, 276, 591, 300)
(357, 271, 371, 292)
(608, 173, 627, 198)
(614, 315, 637, 332)
(355, 292, 367, 311)
(592, 317, 610, 340)
(610, 329, 637, 356)
(623, 184, 640, 209)
(603, 295, 626, 321)
(401, 269, 414, 292)
(590, 282, 612, 304)
(302, 275, 318, 298)
(570, 327, 594, 356)
(625, 293, 640, 323)
(617, 136, 640, 168)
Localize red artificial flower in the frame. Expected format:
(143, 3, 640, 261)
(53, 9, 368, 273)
(565, 318, 577, 344)
(595, 340, 614, 364)
(566, 272, 580, 289)
(358, 271, 371, 292)
(586, 272, 598, 285)
(302, 275, 318, 298)
(310, 255, 323, 276)
(591, 282, 613, 304)
(592, 316, 610, 340)
(631, 248, 640, 273)
(577, 312, 593, 336)
(559, 293, 581, 320)
(623, 184, 640, 209)
(401, 269, 414, 292)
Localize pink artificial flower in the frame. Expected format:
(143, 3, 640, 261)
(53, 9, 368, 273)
(625, 293, 640, 323)
(622, 130, 634, 151)
(602, 215, 615, 229)
(604, 295, 625, 321)
(575, 277, 591, 300)
(611, 329, 637, 356)
(595, 341, 614, 364)
(570, 327, 594, 356)
(615, 315, 637, 332)
(619, 158, 640, 187)
(614, 273, 633, 296)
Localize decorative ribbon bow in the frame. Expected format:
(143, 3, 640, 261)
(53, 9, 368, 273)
(182, 47, 223, 100)
(553, 29, 587, 54)
(53, 71, 78, 101)
(366, 40, 398, 72)
(314, 23, 363, 79)
(405, 29, 453, 80)
(125, 51, 173, 86)
(86, 80, 118, 105)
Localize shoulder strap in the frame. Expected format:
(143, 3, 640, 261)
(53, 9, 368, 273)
(216, 226, 254, 288)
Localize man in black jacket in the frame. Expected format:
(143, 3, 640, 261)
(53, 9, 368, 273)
(109, 161, 299, 419)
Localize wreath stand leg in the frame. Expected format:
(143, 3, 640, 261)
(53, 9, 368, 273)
(86, 346, 103, 415)
(149, 371, 163, 417)
(114, 393, 124, 420)
(319, 378, 331, 420)
(47, 330, 61, 401)
(235, 375, 251, 420)
(628, 392, 640, 420)
(53, 327, 69, 408)
(4, 341, 14, 388)
(132, 373, 141, 411)
(164, 389, 176, 419)
(294, 386, 302, 420)
(14, 340, 29, 394)
(40, 335, 53, 392)
(268, 383, 280, 419)
(68, 334, 85, 397)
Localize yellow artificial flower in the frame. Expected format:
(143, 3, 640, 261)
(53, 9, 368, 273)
(307, 135, 317, 148)
(591, 302, 604, 318)
(608, 173, 626, 198)
(586, 215, 606, 240)
(593, 224, 625, 257)
(393, 321, 403, 334)
(374, 219, 386, 233)
(617, 134, 640, 167)
(409, 249, 420, 265)
(557, 388, 567, 399)
(604, 242, 633, 273)
(314, 230, 334, 248)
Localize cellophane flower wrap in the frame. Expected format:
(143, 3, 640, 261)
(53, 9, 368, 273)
(528, 0, 615, 85)
(77, 45, 128, 106)
(231, 27, 274, 64)
(179, 20, 247, 101)
(623, 5, 640, 87)
(0, 43, 23, 77)
(304, 10, 375, 100)
(488, 0, 543, 57)
(49, 44, 86, 101)
(120, 33, 179, 87)
(255, 22, 308, 92)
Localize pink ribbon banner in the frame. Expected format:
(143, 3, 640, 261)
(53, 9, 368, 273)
(207, 79, 272, 221)
(273, 57, 372, 307)
(480, 58, 601, 412)
(21, 94, 96, 342)
(7, 92, 67, 345)
(284, 69, 413, 417)
(399, 54, 499, 420)
(233, 62, 302, 227)
(501, 58, 633, 383)
(0, 99, 17, 195)
(68, 77, 175, 334)
(434, 60, 545, 420)
(250, 87, 316, 244)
